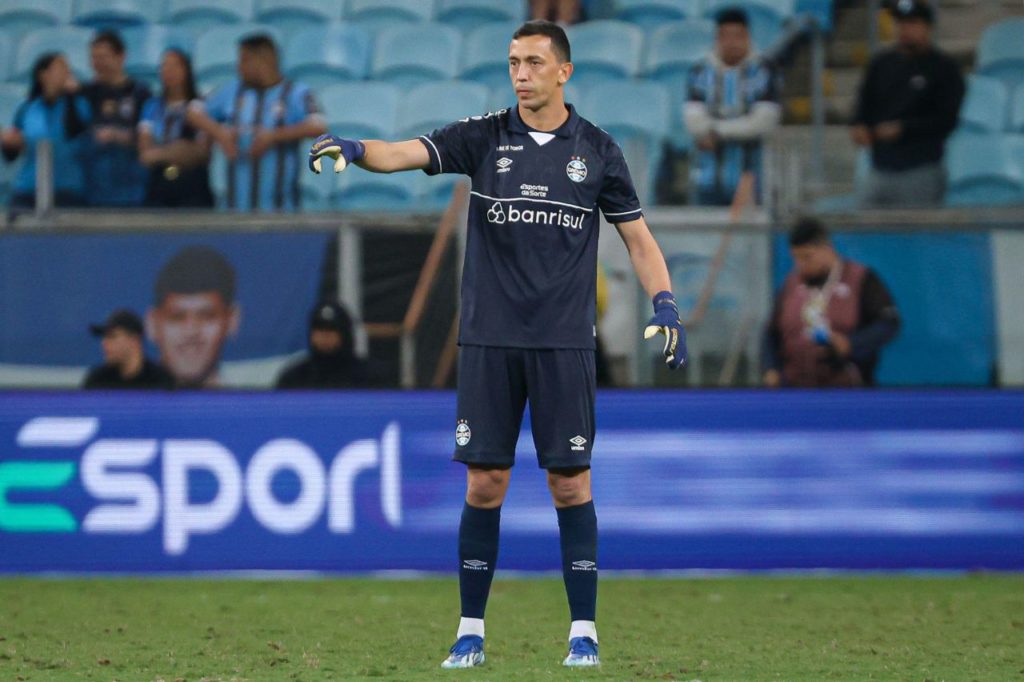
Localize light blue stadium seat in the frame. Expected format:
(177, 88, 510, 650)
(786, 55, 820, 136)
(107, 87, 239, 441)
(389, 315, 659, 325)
(436, 0, 524, 31)
(1011, 86, 1024, 134)
(487, 86, 513, 115)
(644, 20, 712, 150)
(0, 82, 22, 125)
(195, 24, 283, 93)
(566, 21, 644, 87)
(958, 75, 1008, 134)
(167, 0, 255, 32)
(372, 24, 461, 89)
(397, 81, 489, 139)
(300, 165, 333, 211)
(0, 33, 13, 82)
(795, 0, 832, 32)
(284, 24, 371, 89)
(122, 25, 196, 92)
(345, 0, 434, 27)
(318, 82, 400, 139)
(255, 0, 342, 38)
(976, 18, 1024, 91)
(334, 168, 420, 211)
(14, 27, 94, 82)
(73, 0, 160, 28)
(419, 173, 466, 210)
(945, 133, 1024, 207)
(613, 0, 700, 29)
(579, 81, 672, 204)
(703, 0, 793, 51)
(460, 21, 520, 92)
(0, 0, 72, 44)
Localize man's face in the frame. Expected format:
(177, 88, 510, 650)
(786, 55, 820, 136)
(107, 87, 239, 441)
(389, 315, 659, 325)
(238, 47, 275, 87)
(148, 292, 239, 386)
(100, 328, 139, 367)
(508, 34, 571, 112)
(716, 23, 751, 66)
(90, 42, 124, 83)
(791, 243, 837, 281)
(310, 328, 343, 355)
(897, 18, 931, 51)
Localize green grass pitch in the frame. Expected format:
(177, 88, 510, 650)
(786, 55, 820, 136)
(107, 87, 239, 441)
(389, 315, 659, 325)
(1, 575, 1022, 680)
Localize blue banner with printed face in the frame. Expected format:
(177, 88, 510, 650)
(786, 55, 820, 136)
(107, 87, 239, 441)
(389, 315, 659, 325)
(1, 390, 1023, 573)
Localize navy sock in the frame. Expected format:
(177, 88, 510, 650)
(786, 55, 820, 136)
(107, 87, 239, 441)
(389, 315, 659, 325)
(557, 500, 598, 622)
(458, 503, 501, 619)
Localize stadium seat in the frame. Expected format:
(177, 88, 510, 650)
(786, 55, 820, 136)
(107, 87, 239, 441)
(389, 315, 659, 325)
(14, 27, 94, 82)
(643, 20, 712, 150)
(945, 133, 1024, 207)
(0, 82, 23, 128)
(976, 18, 1024, 90)
(579, 81, 672, 204)
(397, 81, 489, 139)
(0, 33, 13, 83)
(334, 168, 420, 211)
(487, 86, 514, 114)
(300, 165, 333, 211)
(795, 0, 832, 32)
(957, 75, 1008, 134)
(613, 0, 701, 30)
(166, 0, 255, 32)
(419, 173, 465, 210)
(436, 0, 525, 31)
(371, 24, 461, 89)
(194, 24, 283, 93)
(345, 0, 434, 26)
(73, 0, 160, 28)
(318, 82, 400, 140)
(0, 0, 72, 44)
(460, 21, 520, 92)
(283, 24, 372, 88)
(254, 0, 342, 38)
(122, 25, 196, 91)
(1011, 86, 1024, 134)
(565, 21, 644, 87)
(703, 0, 794, 51)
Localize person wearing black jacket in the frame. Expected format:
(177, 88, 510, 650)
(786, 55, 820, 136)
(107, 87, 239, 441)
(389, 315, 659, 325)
(83, 309, 175, 390)
(850, 0, 964, 207)
(276, 301, 373, 389)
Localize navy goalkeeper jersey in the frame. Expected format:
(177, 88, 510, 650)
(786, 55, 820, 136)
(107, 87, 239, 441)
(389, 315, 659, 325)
(420, 104, 642, 350)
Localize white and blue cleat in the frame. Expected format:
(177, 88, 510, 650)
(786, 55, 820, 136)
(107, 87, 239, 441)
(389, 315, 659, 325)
(441, 634, 485, 669)
(563, 636, 600, 667)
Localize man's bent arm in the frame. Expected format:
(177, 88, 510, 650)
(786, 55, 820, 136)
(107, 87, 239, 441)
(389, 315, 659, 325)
(614, 218, 673, 297)
(357, 139, 431, 173)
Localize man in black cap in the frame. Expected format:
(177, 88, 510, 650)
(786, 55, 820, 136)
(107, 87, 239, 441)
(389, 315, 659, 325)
(275, 300, 372, 389)
(850, 0, 964, 207)
(83, 309, 175, 389)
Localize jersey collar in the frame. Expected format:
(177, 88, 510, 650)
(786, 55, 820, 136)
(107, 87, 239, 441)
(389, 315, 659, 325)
(508, 103, 580, 139)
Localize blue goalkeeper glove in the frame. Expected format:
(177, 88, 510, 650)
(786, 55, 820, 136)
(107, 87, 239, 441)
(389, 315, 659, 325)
(643, 291, 687, 370)
(308, 134, 365, 174)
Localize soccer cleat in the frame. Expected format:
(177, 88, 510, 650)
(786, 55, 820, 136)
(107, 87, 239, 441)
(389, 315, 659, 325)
(440, 634, 485, 669)
(562, 636, 600, 667)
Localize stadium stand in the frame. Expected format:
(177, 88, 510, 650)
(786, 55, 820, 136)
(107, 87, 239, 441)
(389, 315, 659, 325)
(318, 81, 401, 140)
(121, 24, 195, 90)
(1012, 85, 1024, 134)
(345, 0, 434, 26)
(945, 132, 1024, 207)
(194, 23, 283, 93)
(435, 0, 526, 31)
(13, 26, 93, 81)
(334, 166, 420, 210)
(958, 75, 1009, 134)
(460, 21, 521, 92)
(72, 0, 160, 29)
(702, 0, 793, 50)
(396, 80, 490, 139)
(643, 19, 714, 150)
(975, 17, 1024, 91)
(254, 0, 343, 38)
(0, 0, 72, 45)
(371, 23, 461, 88)
(283, 24, 372, 88)
(612, 0, 701, 29)
(0, 33, 12, 82)
(565, 20, 644, 87)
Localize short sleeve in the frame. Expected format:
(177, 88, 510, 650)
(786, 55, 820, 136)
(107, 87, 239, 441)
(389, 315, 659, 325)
(597, 140, 643, 223)
(419, 116, 492, 176)
(287, 82, 321, 124)
(74, 95, 92, 126)
(137, 98, 158, 134)
(203, 82, 237, 123)
(687, 62, 708, 103)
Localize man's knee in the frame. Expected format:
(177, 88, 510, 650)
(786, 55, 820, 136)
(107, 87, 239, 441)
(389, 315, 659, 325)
(547, 467, 592, 507)
(466, 465, 511, 508)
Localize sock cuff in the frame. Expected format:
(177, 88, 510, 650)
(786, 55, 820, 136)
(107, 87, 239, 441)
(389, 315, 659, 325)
(556, 499, 595, 525)
(462, 502, 501, 526)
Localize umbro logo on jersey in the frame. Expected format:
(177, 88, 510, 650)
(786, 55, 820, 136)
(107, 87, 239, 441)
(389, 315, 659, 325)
(496, 157, 513, 173)
(569, 435, 587, 451)
(463, 559, 489, 571)
(571, 560, 596, 571)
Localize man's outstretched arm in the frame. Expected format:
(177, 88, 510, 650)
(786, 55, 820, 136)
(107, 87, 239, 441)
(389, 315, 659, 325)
(308, 134, 430, 174)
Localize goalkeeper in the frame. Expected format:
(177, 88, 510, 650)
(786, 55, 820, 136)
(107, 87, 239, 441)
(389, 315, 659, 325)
(308, 19, 686, 670)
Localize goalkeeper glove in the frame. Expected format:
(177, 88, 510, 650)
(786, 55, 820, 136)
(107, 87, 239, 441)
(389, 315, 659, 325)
(308, 134, 365, 174)
(643, 291, 687, 370)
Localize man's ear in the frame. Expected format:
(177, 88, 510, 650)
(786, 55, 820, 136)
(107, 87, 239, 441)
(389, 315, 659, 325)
(558, 61, 574, 85)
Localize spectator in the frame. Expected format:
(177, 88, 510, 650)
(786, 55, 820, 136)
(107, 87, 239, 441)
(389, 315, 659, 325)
(138, 49, 214, 208)
(83, 309, 174, 389)
(684, 7, 781, 206)
(850, 0, 964, 208)
(146, 245, 240, 388)
(763, 218, 900, 388)
(81, 30, 152, 207)
(276, 301, 375, 389)
(187, 34, 326, 211)
(530, 0, 581, 26)
(1, 53, 90, 212)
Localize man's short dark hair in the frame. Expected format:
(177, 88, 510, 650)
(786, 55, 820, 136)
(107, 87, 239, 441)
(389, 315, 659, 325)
(512, 20, 571, 63)
(154, 246, 236, 305)
(91, 30, 126, 55)
(239, 33, 278, 56)
(788, 217, 831, 247)
(715, 7, 750, 27)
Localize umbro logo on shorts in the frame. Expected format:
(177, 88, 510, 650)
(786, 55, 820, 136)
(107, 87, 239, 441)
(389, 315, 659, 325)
(569, 435, 587, 451)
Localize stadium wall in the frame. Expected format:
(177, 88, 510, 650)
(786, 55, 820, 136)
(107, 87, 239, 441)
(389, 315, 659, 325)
(1, 390, 1022, 573)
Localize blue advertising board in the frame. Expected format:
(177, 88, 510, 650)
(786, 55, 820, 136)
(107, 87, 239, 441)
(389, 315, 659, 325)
(1, 390, 1022, 573)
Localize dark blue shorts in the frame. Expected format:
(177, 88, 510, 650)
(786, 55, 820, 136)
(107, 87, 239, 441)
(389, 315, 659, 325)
(454, 345, 596, 470)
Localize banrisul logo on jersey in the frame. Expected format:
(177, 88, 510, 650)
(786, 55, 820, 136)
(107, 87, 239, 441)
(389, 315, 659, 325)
(0, 416, 401, 558)
(486, 201, 585, 231)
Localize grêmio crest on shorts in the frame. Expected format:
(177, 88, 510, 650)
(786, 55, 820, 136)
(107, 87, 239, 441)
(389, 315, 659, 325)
(419, 104, 643, 350)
